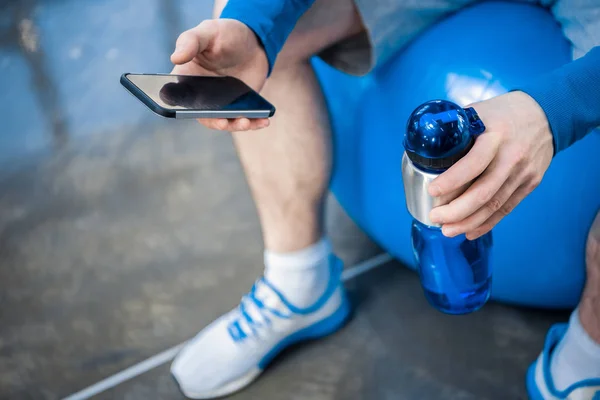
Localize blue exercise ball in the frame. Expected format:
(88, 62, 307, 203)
(314, 1, 600, 309)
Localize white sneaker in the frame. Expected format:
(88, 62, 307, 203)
(170, 255, 351, 399)
(527, 324, 600, 400)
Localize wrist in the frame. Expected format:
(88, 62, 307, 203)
(248, 32, 269, 80)
(225, 18, 269, 77)
(511, 90, 553, 148)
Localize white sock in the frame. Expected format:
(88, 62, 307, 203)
(264, 237, 332, 308)
(551, 308, 600, 390)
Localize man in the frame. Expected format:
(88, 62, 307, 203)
(168, 0, 600, 398)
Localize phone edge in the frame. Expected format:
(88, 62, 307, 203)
(120, 73, 176, 118)
(174, 109, 274, 119)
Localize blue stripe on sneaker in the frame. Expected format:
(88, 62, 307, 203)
(526, 362, 545, 400)
(258, 292, 351, 369)
(261, 255, 343, 316)
(229, 255, 343, 343)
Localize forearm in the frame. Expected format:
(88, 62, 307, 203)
(518, 47, 600, 155)
(220, 0, 316, 75)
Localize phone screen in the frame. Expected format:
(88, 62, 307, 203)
(125, 74, 272, 112)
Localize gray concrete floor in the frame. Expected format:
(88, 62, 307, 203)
(0, 1, 568, 399)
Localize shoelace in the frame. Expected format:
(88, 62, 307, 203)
(227, 279, 292, 342)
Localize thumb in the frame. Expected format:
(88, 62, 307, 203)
(170, 21, 217, 65)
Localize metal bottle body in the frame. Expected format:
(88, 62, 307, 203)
(401, 154, 469, 227)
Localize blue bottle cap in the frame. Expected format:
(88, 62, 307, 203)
(404, 100, 485, 171)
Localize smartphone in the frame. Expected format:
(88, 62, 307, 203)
(120, 73, 275, 119)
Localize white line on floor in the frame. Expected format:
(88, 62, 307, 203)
(62, 252, 393, 400)
(62, 343, 186, 400)
(341, 253, 392, 281)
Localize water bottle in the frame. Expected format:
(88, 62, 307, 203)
(401, 100, 493, 315)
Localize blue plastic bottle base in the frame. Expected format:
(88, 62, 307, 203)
(411, 220, 493, 315)
(423, 276, 492, 315)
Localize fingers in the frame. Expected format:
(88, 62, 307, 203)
(429, 133, 501, 197)
(196, 118, 270, 132)
(465, 184, 531, 240)
(439, 173, 520, 237)
(238, 118, 270, 131)
(429, 150, 514, 225)
(197, 118, 229, 130)
(171, 21, 217, 65)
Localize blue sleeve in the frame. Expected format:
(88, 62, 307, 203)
(517, 46, 600, 155)
(220, 0, 316, 75)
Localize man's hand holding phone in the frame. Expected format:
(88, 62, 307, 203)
(170, 18, 270, 131)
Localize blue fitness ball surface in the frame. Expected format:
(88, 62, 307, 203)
(314, 1, 600, 309)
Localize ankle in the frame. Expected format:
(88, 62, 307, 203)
(579, 299, 600, 344)
(264, 238, 333, 308)
(264, 237, 332, 268)
(258, 196, 327, 253)
(262, 223, 324, 253)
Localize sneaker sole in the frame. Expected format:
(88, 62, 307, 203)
(176, 293, 352, 399)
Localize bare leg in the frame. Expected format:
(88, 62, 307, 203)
(550, 210, 600, 391)
(580, 210, 600, 342)
(171, 6, 365, 393)
(214, 0, 364, 253)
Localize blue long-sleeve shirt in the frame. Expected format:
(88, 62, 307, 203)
(221, 0, 600, 155)
(518, 47, 600, 153)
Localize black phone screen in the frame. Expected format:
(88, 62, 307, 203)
(125, 74, 272, 111)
